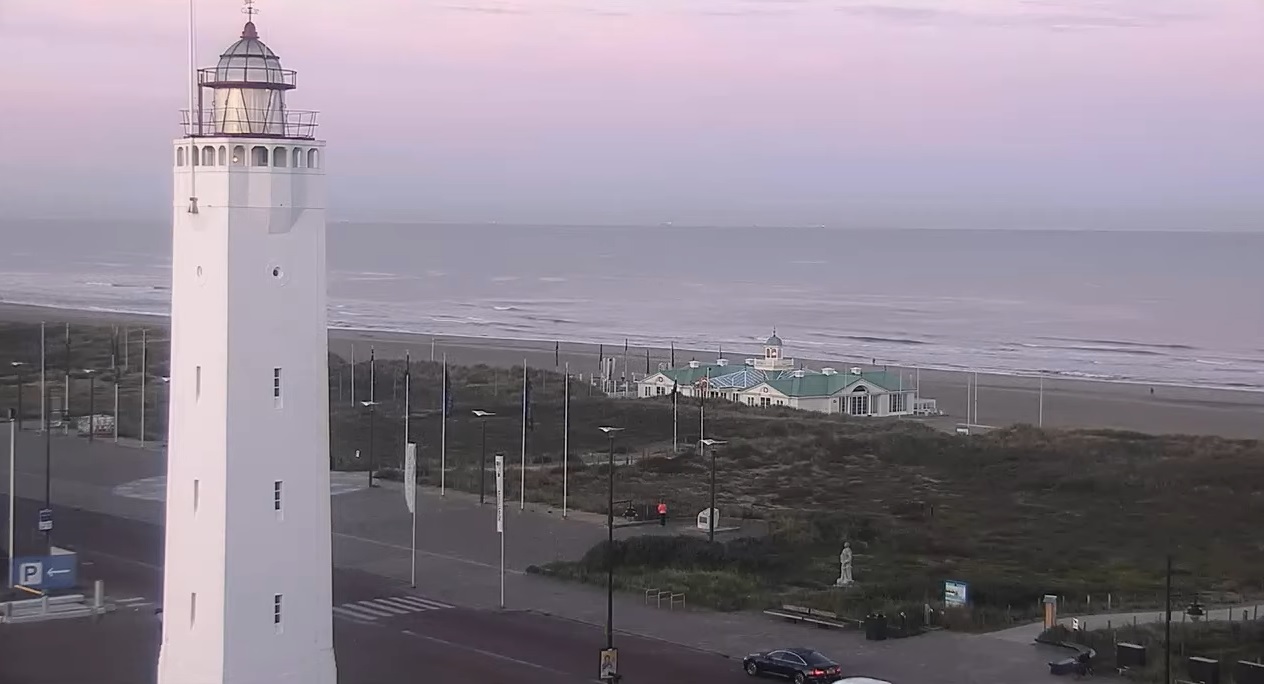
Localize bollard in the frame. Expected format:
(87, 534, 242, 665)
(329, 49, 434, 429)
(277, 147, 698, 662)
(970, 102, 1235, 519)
(1244, 610, 1249, 622)
(93, 580, 104, 611)
(41, 594, 50, 615)
(1108, 593, 1112, 611)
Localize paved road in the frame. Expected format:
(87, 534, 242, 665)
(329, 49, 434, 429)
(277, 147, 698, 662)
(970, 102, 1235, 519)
(0, 497, 749, 684)
(1, 429, 1066, 683)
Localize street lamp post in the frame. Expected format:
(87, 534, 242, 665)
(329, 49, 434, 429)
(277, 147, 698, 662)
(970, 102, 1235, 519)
(700, 438, 727, 543)
(10, 362, 24, 432)
(361, 401, 379, 488)
(473, 410, 496, 504)
(85, 369, 96, 442)
(598, 425, 624, 664)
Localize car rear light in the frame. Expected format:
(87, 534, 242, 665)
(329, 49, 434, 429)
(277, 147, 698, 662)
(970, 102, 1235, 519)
(810, 669, 824, 676)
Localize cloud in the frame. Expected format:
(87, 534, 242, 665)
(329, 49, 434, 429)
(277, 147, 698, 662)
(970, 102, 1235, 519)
(833, 0, 1206, 30)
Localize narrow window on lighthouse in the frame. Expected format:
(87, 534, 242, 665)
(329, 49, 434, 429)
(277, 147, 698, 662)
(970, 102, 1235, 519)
(273, 480, 283, 514)
(195, 365, 202, 401)
(273, 594, 283, 632)
(273, 367, 283, 408)
(190, 592, 197, 628)
(193, 479, 200, 512)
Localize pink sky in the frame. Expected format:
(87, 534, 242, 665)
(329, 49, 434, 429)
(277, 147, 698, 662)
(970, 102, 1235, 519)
(1, 0, 1261, 227)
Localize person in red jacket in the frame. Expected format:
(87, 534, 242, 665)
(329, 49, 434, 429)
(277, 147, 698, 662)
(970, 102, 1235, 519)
(657, 501, 667, 526)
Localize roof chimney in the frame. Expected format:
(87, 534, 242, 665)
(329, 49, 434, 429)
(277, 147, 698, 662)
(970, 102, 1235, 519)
(850, 366, 862, 375)
(792, 369, 806, 378)
(688, 360, 700, 368)
(717, 358, 729, 367)
(822, 367, 837, 376)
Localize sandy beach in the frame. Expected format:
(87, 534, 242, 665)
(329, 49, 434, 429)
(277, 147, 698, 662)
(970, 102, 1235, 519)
(2, 301, 1261, 439)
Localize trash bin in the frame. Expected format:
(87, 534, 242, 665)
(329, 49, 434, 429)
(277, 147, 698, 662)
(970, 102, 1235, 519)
(863, 613, 878, 641)
(874, 613, 889, 641)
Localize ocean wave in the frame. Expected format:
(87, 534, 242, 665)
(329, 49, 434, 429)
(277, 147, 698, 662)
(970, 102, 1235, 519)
(1039, 335, 1197, 351)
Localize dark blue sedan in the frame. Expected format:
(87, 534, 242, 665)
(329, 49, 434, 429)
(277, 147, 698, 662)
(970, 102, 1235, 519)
(742, 648, 842, 683)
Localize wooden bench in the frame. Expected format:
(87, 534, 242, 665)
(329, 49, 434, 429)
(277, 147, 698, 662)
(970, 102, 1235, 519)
(763, 604, 857, 630)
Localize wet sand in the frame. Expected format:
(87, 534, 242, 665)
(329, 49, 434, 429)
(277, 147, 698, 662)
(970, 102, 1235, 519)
(3, 302, 1261, 439)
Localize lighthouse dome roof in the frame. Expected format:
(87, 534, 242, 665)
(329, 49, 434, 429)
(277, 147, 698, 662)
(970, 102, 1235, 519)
(213, 22, 288, 85)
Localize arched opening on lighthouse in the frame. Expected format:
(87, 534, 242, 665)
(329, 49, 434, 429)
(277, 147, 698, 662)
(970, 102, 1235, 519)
(292, 148, 302, 168)
(251, 146, 269, 167)
(176, 147, 185, 167)
(307, 148, 320, 169)
(231, 145, 246, 166)
(217, 146, 227, 166)
(202, 146, 216, 166)
(273, 146, 287, 167)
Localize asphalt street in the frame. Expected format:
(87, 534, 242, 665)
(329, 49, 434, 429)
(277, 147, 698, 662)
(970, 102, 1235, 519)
(0, 496, 748, 684)
(1, 428, 1066, 684)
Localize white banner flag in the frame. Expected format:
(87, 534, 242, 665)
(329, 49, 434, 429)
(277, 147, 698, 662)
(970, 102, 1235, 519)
(404, 443, 417, 514)
(495, 454, 505, 533)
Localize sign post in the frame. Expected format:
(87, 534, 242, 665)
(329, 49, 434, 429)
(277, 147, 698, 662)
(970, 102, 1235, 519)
(404, 442, 417, 588)
(37, 508, 53, 532)
(495, 452, 505, 608)
(599, 647, 619, 681)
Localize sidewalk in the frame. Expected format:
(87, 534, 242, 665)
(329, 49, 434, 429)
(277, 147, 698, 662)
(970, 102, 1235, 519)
(991, 602, 1264, 644)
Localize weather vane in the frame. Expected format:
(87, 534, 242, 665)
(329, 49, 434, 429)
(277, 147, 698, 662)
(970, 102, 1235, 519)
(242, 0, 259, 19)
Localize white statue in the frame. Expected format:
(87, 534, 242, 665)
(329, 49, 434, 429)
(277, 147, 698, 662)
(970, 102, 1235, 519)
(835, 542, 854, 587)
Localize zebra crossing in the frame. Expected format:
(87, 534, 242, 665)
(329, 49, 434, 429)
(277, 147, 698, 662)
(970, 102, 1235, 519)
(332, 595, 454, 624)
(112, 472, 369, 502)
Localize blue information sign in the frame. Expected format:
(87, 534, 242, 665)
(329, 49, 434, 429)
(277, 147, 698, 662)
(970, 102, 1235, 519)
(15, 553, 78, 591)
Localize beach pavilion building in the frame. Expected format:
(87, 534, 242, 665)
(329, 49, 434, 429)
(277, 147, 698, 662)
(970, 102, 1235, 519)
(636, 332, 937, 417)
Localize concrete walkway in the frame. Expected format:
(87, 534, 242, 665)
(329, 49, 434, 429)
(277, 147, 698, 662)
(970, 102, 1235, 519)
(991, 603, 1264, 644)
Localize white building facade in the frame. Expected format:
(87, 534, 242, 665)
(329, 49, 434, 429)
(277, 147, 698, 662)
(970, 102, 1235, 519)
(158, 15, 336, 684)
(638, 332, 937, 417)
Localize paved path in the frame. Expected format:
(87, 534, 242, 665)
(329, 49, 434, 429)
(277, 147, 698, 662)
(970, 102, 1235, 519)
(2, 429, 1067, 683)
(992, 603, 1264, 644)
(0, 498, 746, 684)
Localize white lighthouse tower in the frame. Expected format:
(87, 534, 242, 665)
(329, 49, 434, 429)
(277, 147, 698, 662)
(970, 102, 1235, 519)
(157, 5, 336, 683)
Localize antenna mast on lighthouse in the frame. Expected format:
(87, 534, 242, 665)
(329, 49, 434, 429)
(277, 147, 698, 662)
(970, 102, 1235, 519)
(186, 0, 199, 214)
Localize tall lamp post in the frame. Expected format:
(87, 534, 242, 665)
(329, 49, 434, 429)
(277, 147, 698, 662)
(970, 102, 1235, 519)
(10, 362, 24, 432)
(700, 438, 727, 542)
(473, 410, 496, 504)
(361, 400, 379, 488)
(598, 425, 624, 683)
(84, 369, 96, 442)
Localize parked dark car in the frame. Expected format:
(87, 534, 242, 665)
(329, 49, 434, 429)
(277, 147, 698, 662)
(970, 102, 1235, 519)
(743, 648, 842, 683)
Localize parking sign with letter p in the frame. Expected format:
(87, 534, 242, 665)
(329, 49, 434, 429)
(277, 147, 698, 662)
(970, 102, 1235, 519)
(18, 561, 43, 587)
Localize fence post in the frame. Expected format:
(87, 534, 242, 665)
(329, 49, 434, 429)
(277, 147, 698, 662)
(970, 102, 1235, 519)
(1107, 592, 1112, 611)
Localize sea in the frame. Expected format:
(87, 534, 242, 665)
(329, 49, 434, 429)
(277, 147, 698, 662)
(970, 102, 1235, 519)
(2, 219, 1262, 391)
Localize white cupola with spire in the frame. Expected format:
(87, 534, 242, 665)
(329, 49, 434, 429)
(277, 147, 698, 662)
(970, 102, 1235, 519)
(753, 329, 794, 371)
(158, 2, 336, 682)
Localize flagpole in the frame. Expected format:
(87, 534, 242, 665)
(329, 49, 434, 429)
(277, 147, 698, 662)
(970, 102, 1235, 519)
(520, 360, 527, 510)
(350, 343, 356, 407)
(622, 340, 628, 398)
(441, 353, 447, 496)
(369, 346, 376, 403)
(973, 370, 979, 427)
(405, 350, 416, 588)
(1038, 374, 1044, 427)
(672, 382, 678, 453)
(63, 323, 70, 435)
(563, 362, 569, 518)
(140, 329, 147, 447)
(39, 322, 45, 432)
